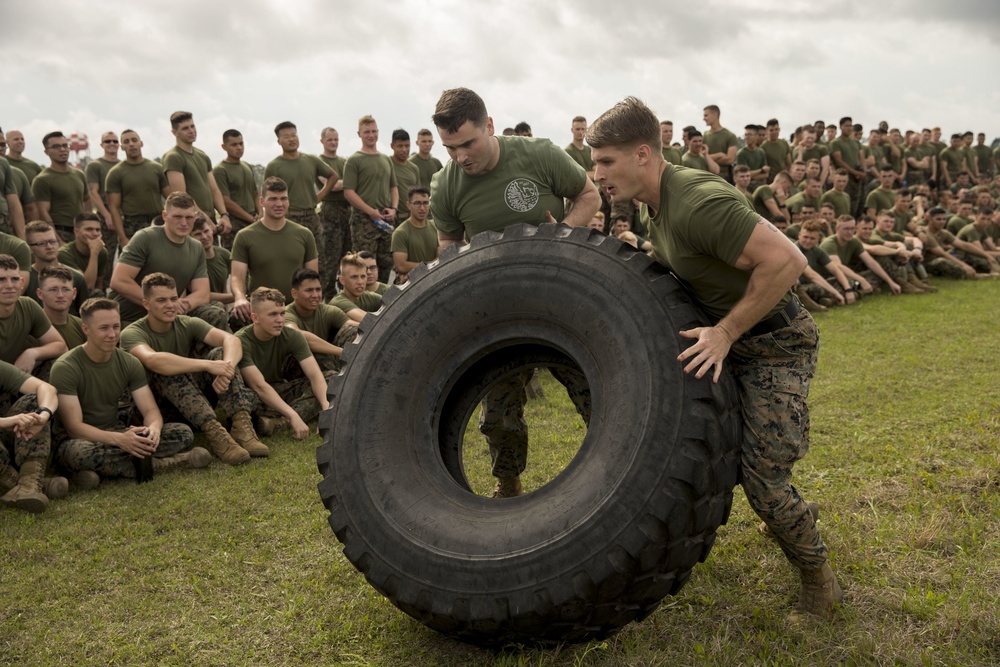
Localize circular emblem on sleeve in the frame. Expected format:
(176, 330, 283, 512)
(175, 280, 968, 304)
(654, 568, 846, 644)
(505, 179, 540, 213)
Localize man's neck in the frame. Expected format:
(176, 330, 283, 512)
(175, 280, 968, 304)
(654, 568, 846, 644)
(202, 244, 216, 259)
(102, 153, 119, 163)
(8, 151, 24, 161)
(43, 306, 68, 326)
(75, 238, 90, 254)
(163, 227, 186, 244)
(252, 324, 274, 342)
(32, 258, 58, 272)
(322, 150, 338, 159)
(571, 139, 585, 150)
(282, 150, 300, 160)
(49, 161, 69, 173)
(261, 215, 286, 231)
(224, 156, 241, 164)
(736, 185, 749, 195)
(361, 145, 379, 155)
(418, 150, 432, 159)
(83, 341, 113, 363)
(0, 300, 16, 318)
(126, 154, 144, 165)
(147, 315, 173, 334)
(344, 290, 362, 304)
(408, 216, 428, 228)
(292, 301, 315, 317)
(640, 161, 670, 216)
(391, 155, 408, 165)
(175, 140, 194, 152)
(709, 122, 722, 133)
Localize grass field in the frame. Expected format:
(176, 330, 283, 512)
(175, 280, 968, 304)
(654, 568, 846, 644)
(2, 279, 999, 666)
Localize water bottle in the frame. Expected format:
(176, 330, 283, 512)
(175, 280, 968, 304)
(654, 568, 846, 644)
(373, 218, 394, 234)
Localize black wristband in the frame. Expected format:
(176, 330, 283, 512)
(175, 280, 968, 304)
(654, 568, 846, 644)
(844, 288, 855, 293)
(35, 406, 53, 419)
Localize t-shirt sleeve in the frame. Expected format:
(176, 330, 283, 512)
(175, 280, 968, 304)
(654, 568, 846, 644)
(49, 357, 79, 397)
(386, 157, 397, 189)
(26, 299, 53, 338)
(342, 158, 360, 191)
(213, 165, 232, 197)
(287, 328, 313, 362)
(314, 155, 333, 179)
(118, 324, 146, 352)
(685, 194, 760, 267)
(185, 315, 213, 342)
(117, 229, 150, 268)
(0, 359, 30, 394)
(235, 330, 256, 369)
(390, 225, 407, 253)
(303, 228, 318, 263)
(31, 174, 52, 202)
(323, 304, 349, 331)
(231, 230, 249, 264)
(162, 150, 183, 173)
(0, 162, 15, 197)
(199, 151, 212, 176)
(105, 166, 122, 194)
(155, 163, 169, 190)
(815, 247, 831, 267)
(85, 161, 102, 185)
(429, 172, 461, 237)
(9, 240, 31, 270)
(544, 141, 588, 199)
(124, 354, 149, 392)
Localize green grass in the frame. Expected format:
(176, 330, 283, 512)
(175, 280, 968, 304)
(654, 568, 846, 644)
(3, 279, 1000, 666)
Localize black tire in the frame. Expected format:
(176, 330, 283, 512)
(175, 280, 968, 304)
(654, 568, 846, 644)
(316, 223, 742, 647)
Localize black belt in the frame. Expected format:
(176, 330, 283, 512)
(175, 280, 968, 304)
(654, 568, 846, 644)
(745, 298, 800, 338)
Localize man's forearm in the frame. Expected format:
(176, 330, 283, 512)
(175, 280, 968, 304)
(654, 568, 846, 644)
(716, 259, 803, 341)
(561, 181, 601, 227)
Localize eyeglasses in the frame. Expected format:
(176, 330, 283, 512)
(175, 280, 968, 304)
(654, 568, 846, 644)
(43, 287, 74, 294)
(103, 139, 119, 144)
(28, 240, 60, 247)
(0, 142, 6, 149)
(47, 143, 70, 150)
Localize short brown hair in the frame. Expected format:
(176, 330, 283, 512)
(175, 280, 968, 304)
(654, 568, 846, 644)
(250, 286, 285, 308)
(262, 176, 287, 194)
(572, 116, 586, 124)
(141, 272, 177, 297)
(25, 220, 54, 239)
(80, 297, 120, 322)
(74, 212, 102, 229)
(357, 115, 376, 130)
(800, 220, 823, 234)
(417, 128, 433, 138)
(170, 111, 193, 130)
(432, 88, 488, 134)
(586, 97, 661, 152)
(340, 252, 367, 273)
(38, 266, 74, 287)
(0, 254, 21, 272)
(164, 191, 196, 211)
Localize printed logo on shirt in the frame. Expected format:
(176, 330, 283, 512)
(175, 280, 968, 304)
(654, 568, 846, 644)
(505, 179, 539, 213)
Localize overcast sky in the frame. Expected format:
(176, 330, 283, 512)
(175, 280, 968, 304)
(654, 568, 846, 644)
(3, 0, 998, 167)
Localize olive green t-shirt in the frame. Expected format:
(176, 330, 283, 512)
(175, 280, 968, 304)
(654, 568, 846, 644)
(751, 185, 779, 219)
(0, 233, 32, 270)
(110, 226, 208, 323)
(6, 157, 42, 183)
(938, 147, 966, 178)
(640, 164, 789, 322)
(819, 235, 865, 271)
(784, 191, 819, 215)
(761, 139, 791, 179)
(105, 159, 168, 216)
(213, 160, 258, 215)
(0, 359, 30, 394)
(795, 243, 832, 280)
(319, 155, 348, 204)
(662, 146, 683, 165)
(231, 220, 317, 300)
(343, 152, 396, 211)
(120, 314, 212, 356)
(957, 223, 986, 244)
(704, 128, 738, 171)
(31, 167, 88, 229)
(681, 152, 710, 172)
(904, 147, 927, 177)
(430, 137, 587, 240)
(235, 325, 312, 384)
(962, 147, 978, 174)
(9, 162, 35, 207)
(864, 188, 896, 214)
(830, 137, 862, 171)
(58, 241, 110, 279)
(888, 209, 913, 236)
(0, 297, 53, 363)
(794, 145, 829, 163)
(284, 303, 349, 341)
(329, 291, 382, 314)
(161, 146, 214, 213)
(26, 266, 88, 316)
(408, 153, 444, 189)
(390, 219, 439, 263)
(564, 144, 595, 172)
(391, 159, 420, 221)
(85, 157, 120, 205)
(819, 190, 851, 217)
(736, 146, 767, 172)
(205, 247, 231, 295)
(263, 154, 333, 211)
(54, 315, 86, 349)
(51, 346, 148, 431)
(946, 215, 973, 236)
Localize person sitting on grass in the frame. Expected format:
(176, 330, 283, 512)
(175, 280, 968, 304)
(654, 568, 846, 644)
(855, 216, 928, 294)
(920, 207, 979, 279)
(819, 215, 902, 296)
(330, 253, 382, 323)
(35, 266, 86, 349)
(50, 298, 209, 490)
(120, 273, 269, 464)
(235, 287, 332, 440)
(285, 267, 356, 372)
(794, 220, 850, 312)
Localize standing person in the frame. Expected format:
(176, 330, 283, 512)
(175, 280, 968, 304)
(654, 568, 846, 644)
(681, 131, 720, 175)
(343, 115, 398, 283)
(761, 119, 792, 182)
(737, 124, 770, 189)
(565, 116, 596, 178)
(318, 127, 351, 295)
(408, 128, 444, 189)
(389, 129, 421, 224)
(213, 129, 259, 248)
(586, 96, 842, 621)
(391, 186, 438, 283)
(50, 298, 209, 488)
(3, 131, 43, 183)
(84, 131, 120, 250)
(105, 129, 172, 258)
(829, 117, 866, 217)
(660, 121, 683, 165)
(430, 87, 599, 498)
(0, 141, 26, 239)
(161, 111, 231, 237)
(23, 221, 89, 315)
(0, 130, 37, 225)
(703, 105, 738, 183)
(31, 132, 91, 244)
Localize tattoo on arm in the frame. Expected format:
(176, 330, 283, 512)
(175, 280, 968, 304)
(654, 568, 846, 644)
(756, 219, 779, 233)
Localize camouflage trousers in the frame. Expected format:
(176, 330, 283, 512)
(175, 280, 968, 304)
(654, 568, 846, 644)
(480, 367, 591, 479)
(149, 347, 258, 428)
(0, 394, 51, 469)
(313, 323, 358, 374)
(319, 201, 353, 295)
(349, 208, 393, 284)
(954, 251, 992, 274)
(254, 355, 336, 423)
(925, 256, 968, 279)
(55, 422, 194, 478)
(54, 226, 75, 245)
(220, 216, 254, 251)
(846, 174, 865, 218)
(731, 307, 828, 571)
(873, 255, 910, 283)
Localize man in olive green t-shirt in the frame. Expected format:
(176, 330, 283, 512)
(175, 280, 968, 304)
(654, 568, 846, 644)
(660, 121, 683, 165)
(3, 131, 43, 183)
(761, 119, 791, 182)
(35, 267, 86, 349)
(231, 177, 319, 324)
(565, 116, 596, 178)
(31, 132, 91, 244)
(389, 129, 421, 224)
(213, 129, 259, 248)
(343, 115, 399, 284)
(319, 127, 351, 296)
(285, 267, 354, 372)
(0, 254, 68, 378)
(408, 129, 444, 189)
(162, 111, 231, 237)
(680, 131, 720, 175)
(0, 132, 28, 238)
(864, 166, 898, 218)
(236, 287, 332, 439)
(56, 213, 108, 294)
(829, 117, 865, 217)
(84, 131, 120, 239)
(819, 216, 901, 295)
(391, 185, 438, 282)
(703, 105, 738, 183)
(330, 253, 382, 323)
(819, 170, 852, 218)
(587, 97, 841, 621)
(24, 221, 89, 316)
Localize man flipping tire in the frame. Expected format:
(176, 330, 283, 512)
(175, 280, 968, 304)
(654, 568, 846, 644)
(588, 97, 842, 622)
(430, 88, 602, 498)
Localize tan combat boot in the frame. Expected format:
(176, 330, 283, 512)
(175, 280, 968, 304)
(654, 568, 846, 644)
(759, 501, 820, 539)
(231, 411, 270, 457)
(152, 447, 213, 473)
(788, 561, 843, 622)
(916, 277, 938, 292)
(0, 459, 49, 514)
(492, 476, 524, 499)
(906, 274, 929, 293)
(42, 476, 69, 499)
(256, 414, 290, 436)
(73, 471, 101, 490)
(202, 419, 250, 465)
(794, 287, 827, 313)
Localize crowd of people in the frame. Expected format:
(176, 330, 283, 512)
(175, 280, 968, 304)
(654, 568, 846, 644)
(0, 97, 996, 622)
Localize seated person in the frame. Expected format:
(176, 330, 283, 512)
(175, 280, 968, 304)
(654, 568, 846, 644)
(794, 220, 851, 311)
(359, 250, 390, 295)
(946, 199, 975, 236)
(0, 254, 68, 380)
(751, 170, 792, 221)
(190, 212, 233, 308)
(920, 207, 979, 279)
(57, 213, 109, 295)
(330, 253, 383, 323)
(120, 273, 268, 464)
(856, 215, 928, 293)
(35, 267, 86, 349)
(610, 214, 652, 251)
(51, 298, 209, 489)
(24, 221, 88, 315)
(390, 185, 439, 284)
(586, 211, 606, 232)
(285, 268, 355, 372)
(819, 216, 902, 296)
(0, 359, 63, 513)
(236, 287, 332, 440)
(0, 231, 31, 292)
(955, 208, 1000, 274)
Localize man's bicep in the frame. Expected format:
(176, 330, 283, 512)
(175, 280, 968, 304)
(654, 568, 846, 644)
(733, 218, 802, 272)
